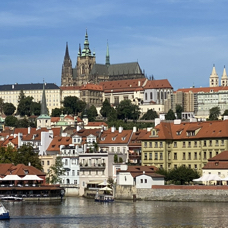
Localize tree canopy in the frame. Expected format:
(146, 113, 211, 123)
(0, 144, 42, 170)
(141, 109, 158, 120)
(176, 104, 183, 119)
(156, 166, 200, 185)
(87, 105, 98, 122)
(62, 96, 86, 115)
(116, 100, 140, 120)
(3, 103, 16, 116)
(46, 157, 65, 184)
(51, 108, 62, 117)
(4, 115, 18, 127)
(165, 109, 176, 120)
(100, 99, 112, 118)
(208, 106, 221, 120)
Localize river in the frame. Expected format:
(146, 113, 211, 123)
(1, 197, 228, 227)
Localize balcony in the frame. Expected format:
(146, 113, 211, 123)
(80, 163, 106, 170)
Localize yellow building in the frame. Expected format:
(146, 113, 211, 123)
(141, 120, 228, 173)
(0, 83, 61, 114)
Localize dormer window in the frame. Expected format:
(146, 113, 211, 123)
(24, 170, 28, 175)
(122, 137, 126, 141)
(112, 137, 116, 141)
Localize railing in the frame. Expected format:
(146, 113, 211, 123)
(60, 184, 79, 188)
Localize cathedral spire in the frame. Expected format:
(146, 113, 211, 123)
(82, 29, 91, 56)
(64, 42, 70, 60)
(41, 81, 48, 115)
(106, 40, 110, 66)
(78, 43, 81, 56)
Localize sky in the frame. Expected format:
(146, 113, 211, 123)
(1, 0, 228, 90)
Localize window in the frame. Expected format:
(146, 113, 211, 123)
(145, 93, 148, 100)
(149, 153, 152, 160)
(204, 140, 206, 146)
(174, 153, 177, 160)
(209, 152, 212, 158)
(194, 152, 197, 160)
(160, 153, 163, 160)
(74, 180, 77, 184)
(117, 147, 120, 153)
(183, 142, 186, 147)
(141, 179, 143, 183)
(194, 141, 197, 147)
(204, 152, 207, 159)
(72, 170, 75, 176)
(47, 161, 50, 166)
(149, 142, 152, 148)
(65, 159, 68, 165)
(144, 153, 147, 160)
(194, 164, 197, 170)
(209, 140, 212, 146)
(216, 140, 219, 146)
(160, 142, 163, 147)
(155, 153, 158, 160)
(144, 142, 147, 148)
(183, 152, 186, 160)
(188, 152, 191, 160)
(77, 170, 79, 176)
(174, 165, 177, 169)
(221, 140, 224, 145)
(155, 142, 158, 148)
(188, 164, 191, 169)
(188, 142, 191, 147)
(42, 161, 44, 165)
(174, 142, 177, 148)
(114, 96, 119, 105)
(145, 179, 147, 183)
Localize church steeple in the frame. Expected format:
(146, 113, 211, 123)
(64, 42, 70, 60)
(61, 42, 73, 86)
(221, 65, 228, 87)
(37, 81, 51, 128)
(41, 82, 48, 115)
(78, 43, 81, 57)
(209, 64, 219, 87)
(81, 29, 92, 57)
(106, 41, 110, 66)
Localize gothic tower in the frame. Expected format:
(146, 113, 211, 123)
(209, 64, 219, 87)
(61, 42, 73, 86)
(37, 82, 51, 128)
(221, 66, 228, 87)
(76, 30, 96, 85)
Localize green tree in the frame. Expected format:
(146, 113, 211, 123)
(0, 146, 17, 163)
(107, 177, 114, 189)
(15, 144, 42, 170)
(62, 96, 86, 115)
(87, 105, 98, 122)
(51, 108, 62, 117)
(17, 96, 34, 116)
(16, 117, 29, 128)
(222, 109, 228, 116)
(4, 115, 18, 127)
(116, 100, 140, 120)
(46, 157, 65, 184)
(0, 98, 4, 114)
(31, 101, 41, 116)
(114, 154, 118, 163)
(107, 107, 117, 122)
(100, 99, 112, 118)
(208, 106, 221, 120)
(141, 109, 158, 120)
(119, 157, 123, 163)
(3, 103, 16, 116)
(165, 109, 176, 120)
(176, 104, 183, 119)
(157, 166, 200, 185)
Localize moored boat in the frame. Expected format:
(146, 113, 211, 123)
(0, 203, 10, 220)
(95, 194, 114, 202)
(1, 196, 23, 201)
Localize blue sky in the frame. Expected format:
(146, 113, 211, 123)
(0, 0, 228, 90)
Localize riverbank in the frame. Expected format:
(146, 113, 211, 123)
(115, 185, 228, 202)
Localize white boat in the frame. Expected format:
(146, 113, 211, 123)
(0, 203, 10, 220)
(1, 196, 23, 201)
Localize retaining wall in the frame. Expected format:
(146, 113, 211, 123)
(115, 185, 228, 202)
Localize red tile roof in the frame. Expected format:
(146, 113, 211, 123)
(80, 84, 103, 91)
(176, 86, 228, 93)
(0, 164, 45, 177)
(141, 120, 228, 140)
(144, 79, 173, 89)
(99, 129, 133, 144)
(87, 122, 108, 127)
(46, 137, 71, 152)
(128, 130, 148, 147)
(99, 78, 146, 93)
(203, 151, 228, 169)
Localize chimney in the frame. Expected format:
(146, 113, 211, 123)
(133, 126, 137, 133)
(119, 126, 123, 133)
(138, 81, 141, 86)
(28, 127, 31, 134)
(111, 126, 116, 133)
(155, 118, 161, 127)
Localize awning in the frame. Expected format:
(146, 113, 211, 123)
(99, 186, 112, 191)
(21, 175, 43, 181)
(88, 180, 103, 184)
(2, 175, 22, 181)
(193, 174, 222, 182)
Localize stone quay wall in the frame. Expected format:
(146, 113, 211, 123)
(115, 185, 228, 202)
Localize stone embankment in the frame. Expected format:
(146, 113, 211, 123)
(115, 185, 228, 202)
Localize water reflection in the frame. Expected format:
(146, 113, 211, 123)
(0, 198, 228, 227)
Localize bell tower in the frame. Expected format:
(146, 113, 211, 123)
(209, 64, 219, 87)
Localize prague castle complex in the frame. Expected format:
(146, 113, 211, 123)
(61, 30, 145, 86)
